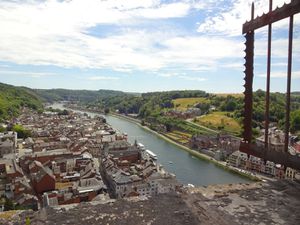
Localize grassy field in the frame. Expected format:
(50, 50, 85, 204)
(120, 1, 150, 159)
(165, 130, 192, 144)
(215, 93, 243, 98)
(195, 112, 241, 134)
(0, 210, 19, 220)
(172, 97, 209, 110)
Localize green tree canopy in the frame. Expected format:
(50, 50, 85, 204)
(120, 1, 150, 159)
(12, 124, 31, 139)
(291, 110, 300, 132)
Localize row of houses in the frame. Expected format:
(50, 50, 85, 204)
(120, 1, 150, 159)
(0, 109, 115, 209)
(227, 151, 297, 180)
(1, 107, 181, 210)
(256, 127, 300, 154)
(189, 128, 300, 180)
(189, 134, 241, 161)
(100, 140, 180, 198)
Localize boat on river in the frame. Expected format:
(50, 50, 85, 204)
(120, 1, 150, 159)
(145, 149, 158, 160)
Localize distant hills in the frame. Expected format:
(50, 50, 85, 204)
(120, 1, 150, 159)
(0, 82, 137, 121)
(34, 88, 134, 103)
(0, 82, 299, 132)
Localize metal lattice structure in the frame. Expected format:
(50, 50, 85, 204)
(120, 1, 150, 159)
(239, 0, 300, 170)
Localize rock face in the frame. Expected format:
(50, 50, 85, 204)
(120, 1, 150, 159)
(1, 180, 300, 225)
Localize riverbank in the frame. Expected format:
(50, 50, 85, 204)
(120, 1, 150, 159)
(108, 113, 260, 182)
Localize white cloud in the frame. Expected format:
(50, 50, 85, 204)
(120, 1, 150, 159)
(133, 2, 191, 19)
(0, 64, 10, 68)
(88, 76, 120, 81)
(156, 72, 206, 81)
(272, 62, 290, 67)
(0, 0, 199, 72)
(178, 75, 207, 82)
(221, 63, 243, 70)
(255, 38, 300, 58)
(0, 70, 56, 78)
(158, 36, 243, 71)
(0, 0, 244, 73)
(156, 72, 180, 77)
(258, 70, 300, 79)
(197, 0, 293, 36)
(1, 0, 290, 79)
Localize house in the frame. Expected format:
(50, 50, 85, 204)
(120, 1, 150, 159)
(15, 193, 39, 210)
(256, 128, 288, 152)
(32, 165, 55, 194)
(227, 151, 248, 168)
(0, 131, 17, 157)
(42, 192, 59, 207)
(189, 135, 214, 150)
(101, 156, 179, 199)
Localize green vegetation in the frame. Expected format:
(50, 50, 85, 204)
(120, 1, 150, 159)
(0, 82, 43, 121)
(34, 88, 135, 103)
(0, 126, 5, 132)
(66, 88, 299, 136)
(1, 81, 299, 138)
(172, 97, 209, 110)
(26, 217, 31, 225)
(165, 130, 192, 144)
(3, 197, 14, 211)
(215, 93, 244, 98)
(195, 112, 242, 135)
(291, 110, 300, 133)
(12, 124, 31, 139)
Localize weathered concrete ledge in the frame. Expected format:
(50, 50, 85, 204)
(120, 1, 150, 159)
(2, 180, 299, 225)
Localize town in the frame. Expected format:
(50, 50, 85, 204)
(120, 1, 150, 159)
(108, 105, 300, 181)
(189, 129, 300, 180)
(0, 108, 180, 210)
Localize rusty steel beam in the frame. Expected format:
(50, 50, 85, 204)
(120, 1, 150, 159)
(242, 0, 300, 34)
(243, 32, 254, 144)
(264, 0, 273, 148)
(242, 3, 255, 144)
(240, 1, 300, 170)
(284, 15, 294, 152)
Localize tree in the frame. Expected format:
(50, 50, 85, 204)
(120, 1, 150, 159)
(221, 99, 237, 112)
(12, 124, 31, 139)
(0, 126, 5, 132)
(4, 198, 14, 211)
(291, 110, 300, 132)
(195, 103, 210, 113)
(104, 108, 110, 114)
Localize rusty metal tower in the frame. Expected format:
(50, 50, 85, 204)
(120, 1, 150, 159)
(239, 0, 300, 170)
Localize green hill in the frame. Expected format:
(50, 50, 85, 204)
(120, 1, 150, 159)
(0, 83, 43, 121)
(34, 88, 134, 103)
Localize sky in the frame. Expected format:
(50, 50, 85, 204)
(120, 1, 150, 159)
(0, 0, 299, 93)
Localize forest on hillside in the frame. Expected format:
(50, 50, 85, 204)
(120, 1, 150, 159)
(84, 89, 300, 136)
(0, 82, 299, 136)
(0, 83, 43, 121)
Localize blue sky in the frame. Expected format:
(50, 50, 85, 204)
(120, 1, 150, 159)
(0, 0, 299, 93)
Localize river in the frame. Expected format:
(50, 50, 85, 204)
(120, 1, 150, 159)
(50, 103, 250, 186)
